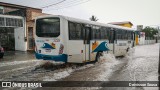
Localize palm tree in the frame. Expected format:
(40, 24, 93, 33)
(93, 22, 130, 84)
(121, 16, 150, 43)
(89, 15, 99, 22)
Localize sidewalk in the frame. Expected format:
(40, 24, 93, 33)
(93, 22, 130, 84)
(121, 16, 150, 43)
(0, 51, 35, 62)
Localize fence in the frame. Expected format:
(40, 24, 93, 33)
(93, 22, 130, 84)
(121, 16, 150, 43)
(144, 40, 156, 45)
(139, 37, 157, 45)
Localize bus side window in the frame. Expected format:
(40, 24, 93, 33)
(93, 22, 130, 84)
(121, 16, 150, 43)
(131, 31, 134, 40)
(109, 28, 114, 43)
(125, 30, 128, 40)
(95, 28, 101, 40)
(105, 28, 110, 40)
(116, 29, 121, 40)
(91, 26, 101, 40)
(100, 27, 106, 39)
(69, 22, 82, 40)
(76, 23, 82, 39)
(121, 29, 125, 40)
(128, 31, 131, 40)
(107, 28, 110, 40)
(127, 31, 129, 40)
(81, 24, 85, 40)
(114, 30, 117, 40)
(128, 31, 130, 40)
(69, 22, 76, 40)
(91, 27, 95, 39)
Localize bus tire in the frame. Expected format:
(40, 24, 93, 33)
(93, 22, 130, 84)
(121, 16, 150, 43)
(95, 51, 102, 63)
(126, 47, 129, 52)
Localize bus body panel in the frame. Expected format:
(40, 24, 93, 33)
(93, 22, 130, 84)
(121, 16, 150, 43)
(90, 40, 110, 61)
(108, 43, 114, 54)
(114, 40, 128, 56)
(67, 40, 84, 63)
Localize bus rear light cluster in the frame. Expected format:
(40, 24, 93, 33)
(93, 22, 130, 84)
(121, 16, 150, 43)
(81, 50, 83, 53)
(1, 47, 4, 52)
(59, 44, 64, 54)
(35, 46, 37, 52)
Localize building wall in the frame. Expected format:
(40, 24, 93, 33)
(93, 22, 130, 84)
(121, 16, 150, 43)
(26, 8, 48, 50)
(26, 21, 34, 50)
(119, 23, 132, 28)
(0, 3, 48, 51)
(26, 8, 42, 22)
(0, 14, 27, 51)
(3, 7, 19, 13)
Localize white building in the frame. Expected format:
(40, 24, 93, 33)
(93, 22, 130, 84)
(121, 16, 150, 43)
(0, 2, 47, 51)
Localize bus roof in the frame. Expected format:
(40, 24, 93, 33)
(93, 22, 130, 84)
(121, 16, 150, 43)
(36, 15, 136, 31)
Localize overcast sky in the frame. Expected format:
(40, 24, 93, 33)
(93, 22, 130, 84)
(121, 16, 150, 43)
(0, 0, 160, 27)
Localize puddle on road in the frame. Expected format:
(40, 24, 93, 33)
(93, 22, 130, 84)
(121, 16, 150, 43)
(2, 60, 95, 81)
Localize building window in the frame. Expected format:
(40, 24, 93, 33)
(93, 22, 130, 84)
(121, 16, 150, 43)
(0, 9, 3, 14)
(0, 6, 4, 14)
(6, 18, 23, 27)
(0, 17, 5, 26)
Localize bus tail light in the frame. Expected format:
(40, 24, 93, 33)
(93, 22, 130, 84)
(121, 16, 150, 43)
(1, 47, 4, 52)
(59, 44, 64, 54)
(81, 50, 83, 53)
(35, 46, 37, 52)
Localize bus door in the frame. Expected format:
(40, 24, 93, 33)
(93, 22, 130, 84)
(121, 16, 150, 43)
(109, 29, 115, 54)
(133, 32, 135, 47)
(84, 27, 91, 61)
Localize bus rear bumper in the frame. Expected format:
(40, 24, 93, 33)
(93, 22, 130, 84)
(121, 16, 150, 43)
(35, 53, 68, 62)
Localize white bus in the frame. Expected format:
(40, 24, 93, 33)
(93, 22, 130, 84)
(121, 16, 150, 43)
(35, 15, 135, 63)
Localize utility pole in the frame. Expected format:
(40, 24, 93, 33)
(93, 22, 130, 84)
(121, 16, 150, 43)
(158, 26, 160, 89)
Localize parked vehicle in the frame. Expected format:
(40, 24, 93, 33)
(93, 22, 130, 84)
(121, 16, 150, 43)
(0, 45, 4, 58)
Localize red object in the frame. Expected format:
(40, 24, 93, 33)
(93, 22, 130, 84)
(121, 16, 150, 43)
(1, 47, 4, 52)
(81, 50, 83, 53)
(59, 44, 64, 54)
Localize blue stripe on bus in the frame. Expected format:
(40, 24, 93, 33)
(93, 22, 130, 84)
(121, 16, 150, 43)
(92, 42, 109, 52)
(35, 53, 68, 62)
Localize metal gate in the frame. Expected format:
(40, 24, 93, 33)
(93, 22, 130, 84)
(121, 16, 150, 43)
(0, 27, 15, 50)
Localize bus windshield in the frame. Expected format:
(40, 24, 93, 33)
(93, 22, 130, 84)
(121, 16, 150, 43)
(36, 18, 60, 37)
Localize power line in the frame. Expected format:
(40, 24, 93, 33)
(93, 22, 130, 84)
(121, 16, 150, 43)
(48, 0, 85, 9)
(55, 0, 91, 10)
(41, 0, 66, 8)
(44, 0, 91, 10)
(41, 0, 84, 9)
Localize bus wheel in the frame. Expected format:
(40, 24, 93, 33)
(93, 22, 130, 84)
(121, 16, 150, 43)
(95, 51, 102, 63)
(126, 47, 129, 52)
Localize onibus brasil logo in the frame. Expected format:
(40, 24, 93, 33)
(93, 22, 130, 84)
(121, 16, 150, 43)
(2, 82, 42, 87)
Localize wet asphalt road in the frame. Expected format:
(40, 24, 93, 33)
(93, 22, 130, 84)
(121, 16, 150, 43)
(0, 44, 159, 90)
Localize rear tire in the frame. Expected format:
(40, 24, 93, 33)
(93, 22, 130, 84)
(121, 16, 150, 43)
(0, 53, 4, 58)
(126, 47, 129, 52)
(94, 51, 103, 63)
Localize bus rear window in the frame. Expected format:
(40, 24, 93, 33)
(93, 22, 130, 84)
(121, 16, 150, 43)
(36, 18, 60, 37)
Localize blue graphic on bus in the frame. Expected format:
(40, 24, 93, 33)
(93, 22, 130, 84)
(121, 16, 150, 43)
(92, 42, 109, 52)
(42, 43, 55, 49)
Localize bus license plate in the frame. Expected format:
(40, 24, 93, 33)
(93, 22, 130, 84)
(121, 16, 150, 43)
(45, 49, 51, 52)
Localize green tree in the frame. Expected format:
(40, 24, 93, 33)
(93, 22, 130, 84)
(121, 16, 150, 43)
(142, 26, 158, 39)
(89, 15, 99, 21)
